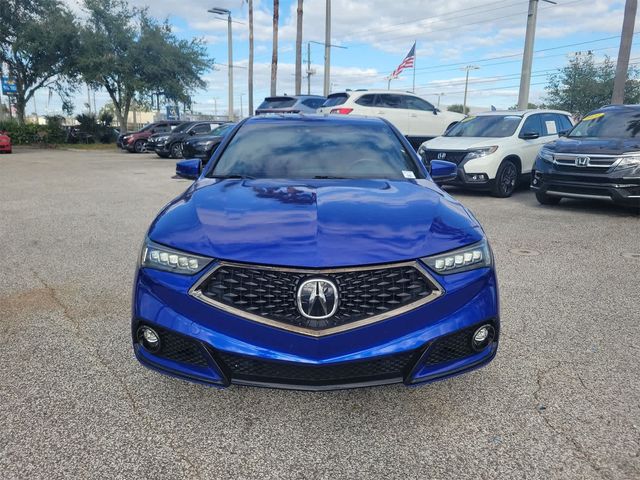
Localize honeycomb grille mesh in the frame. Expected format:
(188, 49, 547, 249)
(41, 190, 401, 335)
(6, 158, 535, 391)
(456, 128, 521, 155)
(154, 328, 210, 367)
(197, 263, 436, 330)
(422, 325, 481, 366)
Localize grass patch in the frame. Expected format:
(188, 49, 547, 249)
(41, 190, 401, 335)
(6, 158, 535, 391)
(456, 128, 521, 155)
(63, 143, 118, 151)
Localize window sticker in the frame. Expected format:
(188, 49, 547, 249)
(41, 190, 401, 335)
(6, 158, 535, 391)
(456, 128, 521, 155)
(545, 120, 557, 134)
(402, 170, 416, 179)
(582, 112, 605, 121)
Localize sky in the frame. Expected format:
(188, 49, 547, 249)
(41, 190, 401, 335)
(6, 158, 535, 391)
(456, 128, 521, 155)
(25, 0, 640, 117)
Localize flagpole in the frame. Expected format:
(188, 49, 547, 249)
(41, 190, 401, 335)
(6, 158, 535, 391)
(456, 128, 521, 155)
(412, 41, 416, 93)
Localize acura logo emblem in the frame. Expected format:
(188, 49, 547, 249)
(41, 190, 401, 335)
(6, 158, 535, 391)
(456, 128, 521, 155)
(575, 156, 590, 167)
(437, 152, 447, 160)
(296, 278, 339, 320)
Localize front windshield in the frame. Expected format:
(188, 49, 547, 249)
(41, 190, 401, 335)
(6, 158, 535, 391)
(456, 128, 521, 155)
(171, 122, 192, 133)
(445, 115, 522, 138)
(212, 124, 234, 136)
(211, 121, 423, 179)
(569, 110, 640, 138)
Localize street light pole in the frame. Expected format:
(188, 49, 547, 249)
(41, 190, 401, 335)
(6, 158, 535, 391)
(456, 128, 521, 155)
(462, 66, 479, 114)
(323, 0, 331, 96)
(612, 0, 638, 104)
(517, 0, 556, 109)
(208, 7, 234, 121)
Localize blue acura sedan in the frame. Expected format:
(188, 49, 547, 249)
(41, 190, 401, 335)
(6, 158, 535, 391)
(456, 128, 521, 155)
(132, 115, 499, 390)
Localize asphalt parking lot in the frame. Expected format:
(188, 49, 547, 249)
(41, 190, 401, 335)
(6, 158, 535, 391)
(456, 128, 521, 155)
(1, 147, 639, 479)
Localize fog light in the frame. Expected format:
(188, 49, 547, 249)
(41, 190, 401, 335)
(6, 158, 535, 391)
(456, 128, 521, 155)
(137, 326, 161, 352)
(472, 324, 495, 351)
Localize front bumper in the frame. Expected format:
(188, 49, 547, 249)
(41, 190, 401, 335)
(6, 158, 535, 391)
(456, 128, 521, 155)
(182, 144, 211, 161)
(532, 162, 640, 206)
(132, 261, 500, 390)
(0, 143, 11, 153)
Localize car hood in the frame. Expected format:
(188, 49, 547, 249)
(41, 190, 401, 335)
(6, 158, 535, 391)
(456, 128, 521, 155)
(423, 136, 505, 150)
(148, 179, 484, 268)
(549, 137, 640, 155)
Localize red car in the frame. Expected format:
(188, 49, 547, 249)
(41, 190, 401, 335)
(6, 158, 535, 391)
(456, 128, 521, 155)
(0, 131, 11, 153)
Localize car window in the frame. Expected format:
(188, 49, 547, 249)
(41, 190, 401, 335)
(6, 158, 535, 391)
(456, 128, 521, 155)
(540, 113, 559, 136)
(154, 124, 171, 133)
(211, 121, 423, 180)
(403, 96, 435, 111)
(556, 114, 573, 133)
(322, 93, 349, 107)
(520, 114, 543, 136)
(192, 124, 211, 134)
(172, 122, 192, 133)
(355, 94, 376, 107)
(258, 97, 296, 109)
(569, 109, 640, 138)
(302, 99, 325, 109)
(445, 115, 522, 137)
(211, 123, 235, 136)
(376, 94, 405, 109)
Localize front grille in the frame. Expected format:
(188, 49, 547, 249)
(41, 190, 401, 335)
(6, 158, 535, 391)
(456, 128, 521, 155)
(194, 262, 440, 332)
(215, 349, 418, 386)
(153, 327, 210, 367)
(423, 150, 468, 165)
(553, 153, 617, 172)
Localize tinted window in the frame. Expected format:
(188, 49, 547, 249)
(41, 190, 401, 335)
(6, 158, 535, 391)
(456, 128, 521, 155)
(172, 122, 193, 133)
(191, 123, 211, 134)
(404, 96, 434, 111)
(445, 115, 522, 137)
(302, 98, 325, 109)
(567, 110, 640, 138)
(355, 94, 376, 107)
(211, 123, 235, 136)
(258, 97, 296, 109)
(376, 94, 405, 109)
(212, 121, 422, 179)
(557, 115, 573, 133)
(520, 114, 543, 136)
(322, 93, 348, 107)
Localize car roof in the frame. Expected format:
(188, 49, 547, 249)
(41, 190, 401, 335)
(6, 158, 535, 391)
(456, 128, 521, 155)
(475, 109, 572, 116)
(242, 113, 387, 127)
(328, 89, 420, 96)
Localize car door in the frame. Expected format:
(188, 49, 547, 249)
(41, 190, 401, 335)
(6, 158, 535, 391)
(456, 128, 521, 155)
(374, 94, 409, 134)
(517, 114, 548, 173)
(403, 95, 443, 137)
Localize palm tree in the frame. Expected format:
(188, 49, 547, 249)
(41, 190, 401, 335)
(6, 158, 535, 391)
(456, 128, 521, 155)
(248, 0, 254, 115)
(270, 0, 279, 96)
(295, 0, 303, 95)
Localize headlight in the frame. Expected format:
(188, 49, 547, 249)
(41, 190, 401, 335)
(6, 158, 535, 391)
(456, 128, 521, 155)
(140, 239, 212, 274)
(463, 146, 498, 161)
(538, 147, 554, 163)
(422, 240, 492, 275)
(155, 135, 169, 142)
(614, 154, 640, 174)
(194, 140, 216, 148)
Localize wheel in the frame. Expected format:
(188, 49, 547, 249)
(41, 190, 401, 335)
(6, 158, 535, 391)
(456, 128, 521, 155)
(535, 191, 561, 205)
(156, 152, 170, 158)
(133, 139, 146, 153)
(170, 142, 183, 158)
(491, 159, 519, 198)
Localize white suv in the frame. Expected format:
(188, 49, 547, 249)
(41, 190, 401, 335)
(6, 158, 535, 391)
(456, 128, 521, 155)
(317, 90, 465, 148)
(417, 109, 574, 197)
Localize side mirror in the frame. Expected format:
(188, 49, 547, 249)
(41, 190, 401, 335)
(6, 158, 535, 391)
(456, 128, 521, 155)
(558, 130, 568, 137)
(433, 108, 440, 115)
(189, 129, 197, 135)
(176, 158, 202, 180)
(520, 131, 540, 140)
(430, 160, 458, 183)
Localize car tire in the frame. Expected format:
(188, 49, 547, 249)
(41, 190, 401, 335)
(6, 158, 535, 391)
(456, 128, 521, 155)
(170, 142, 183, 159)
(535, 191, 561, 205)
(156, 152, 170, 158)
(133, 140, 146, 153)
(491, 159, 519, 198)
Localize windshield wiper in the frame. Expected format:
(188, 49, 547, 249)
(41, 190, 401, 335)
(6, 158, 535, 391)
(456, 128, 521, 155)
(210, 174, 255, 180)
(313, 175, 349, 179)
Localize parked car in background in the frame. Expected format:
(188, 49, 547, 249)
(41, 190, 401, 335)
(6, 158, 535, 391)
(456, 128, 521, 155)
(181, 123, 236, 163)
(418, 109, 573, 197)
(255, 95, 326, 114)
(532, 104, 640, 207)
(118, 120, 182, 153)
(147, 121, 223, 158)
(0, 131, 12, 153)
(317, 90, 465, 148)
(132, 114, 499, 390)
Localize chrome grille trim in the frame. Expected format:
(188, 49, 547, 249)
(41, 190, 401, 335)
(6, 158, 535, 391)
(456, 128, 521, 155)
(188, 261, 445, 337)
(552, 153, 619, 169)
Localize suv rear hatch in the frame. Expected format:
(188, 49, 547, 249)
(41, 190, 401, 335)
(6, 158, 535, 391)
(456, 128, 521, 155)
(255, 96, 299, 114)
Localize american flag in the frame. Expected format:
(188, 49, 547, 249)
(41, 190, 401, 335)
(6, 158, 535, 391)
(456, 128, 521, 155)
(390, 42, 416, 79)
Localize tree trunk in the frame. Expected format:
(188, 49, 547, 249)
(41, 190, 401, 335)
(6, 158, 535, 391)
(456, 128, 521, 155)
(294, 0, 303, 95)
(248, 0, 254, 116)
(270, 0, 279, 96)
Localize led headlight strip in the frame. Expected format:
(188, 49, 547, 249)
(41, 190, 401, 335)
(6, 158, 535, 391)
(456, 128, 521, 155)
(422, 240, 492, 275)
(141, 239, 212, 274)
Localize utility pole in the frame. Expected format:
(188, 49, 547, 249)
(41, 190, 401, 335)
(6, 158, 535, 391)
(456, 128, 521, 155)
(209, 8, 234, 120)
(323, 0, 331, 96)
(248, 0, 254, 116)
(462, 65, 479, 114)
(295, 0, 303, 95)
(612, 0, 638, 104)
(307, 42, 312, 94)
(518, 0, 556, 109)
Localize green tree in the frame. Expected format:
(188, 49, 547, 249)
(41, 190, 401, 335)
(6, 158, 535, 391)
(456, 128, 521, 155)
(0, 0, 78, 123)
(78, 0, 209, 131)
(447, 104, 470, 114)
(544, 53, 640, 117)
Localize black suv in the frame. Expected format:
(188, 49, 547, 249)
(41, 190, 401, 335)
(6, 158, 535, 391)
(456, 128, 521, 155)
(532, 104, 640, 208)
(147, 121, 222, 158)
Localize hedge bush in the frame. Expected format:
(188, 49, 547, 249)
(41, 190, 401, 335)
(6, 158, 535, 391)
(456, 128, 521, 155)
(0, 118, 66, 145)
